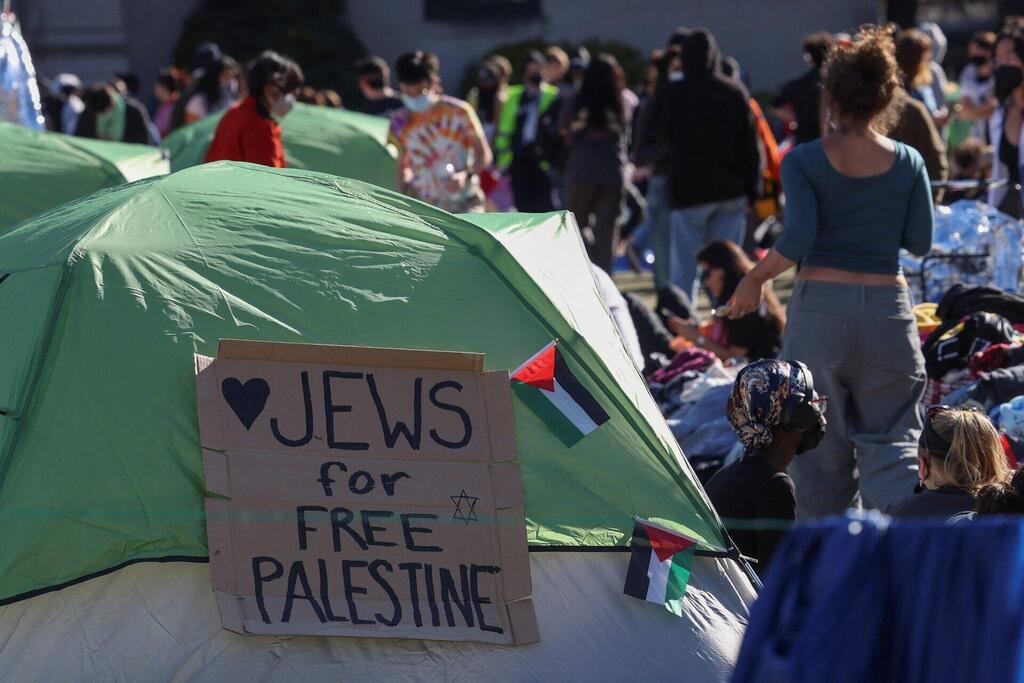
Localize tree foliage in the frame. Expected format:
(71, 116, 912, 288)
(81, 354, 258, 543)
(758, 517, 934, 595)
(174, 0, 367, 91)
(456, 37, 645, 96)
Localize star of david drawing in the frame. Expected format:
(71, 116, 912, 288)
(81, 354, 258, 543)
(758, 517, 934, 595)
(450, 489, 479, 525)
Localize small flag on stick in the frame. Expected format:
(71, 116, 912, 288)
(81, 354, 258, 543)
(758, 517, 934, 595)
(623, 518, 697, 617)
(511, 341, 609, 446)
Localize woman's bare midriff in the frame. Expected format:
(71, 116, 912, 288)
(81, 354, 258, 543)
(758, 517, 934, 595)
(797, 266, 906, 286)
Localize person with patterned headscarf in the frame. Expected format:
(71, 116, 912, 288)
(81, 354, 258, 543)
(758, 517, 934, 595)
(704, 359, 827, 576)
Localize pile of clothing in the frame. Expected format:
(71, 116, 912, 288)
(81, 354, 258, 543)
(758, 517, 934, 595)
(900, 200, 1023, 303)
(649, 348, 741, 481)
(925, 285, 1024, 460)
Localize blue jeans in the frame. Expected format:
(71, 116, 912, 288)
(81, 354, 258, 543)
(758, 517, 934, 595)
(645, 175, 673, 290)
(670, 196, 747, 303)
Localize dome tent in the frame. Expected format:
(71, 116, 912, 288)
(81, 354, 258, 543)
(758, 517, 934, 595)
(0, 121, 169, 231)
(159, 102, 397, 189)
(0, 162, 753, 680)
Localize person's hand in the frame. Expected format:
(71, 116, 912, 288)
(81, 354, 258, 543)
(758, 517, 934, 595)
(400, 166, 414, 191)
(729, 273, 765, 319)
(445, 169, 468, 193)
(666, 316, 700, 341)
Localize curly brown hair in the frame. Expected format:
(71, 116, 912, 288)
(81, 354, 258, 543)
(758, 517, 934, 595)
(822, 25, 900, 127)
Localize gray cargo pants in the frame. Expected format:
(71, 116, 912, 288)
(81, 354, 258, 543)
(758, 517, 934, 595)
(782, 280, 925, 517)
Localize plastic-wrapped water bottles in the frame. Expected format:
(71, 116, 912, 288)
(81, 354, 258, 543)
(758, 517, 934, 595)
(998, 396, 1024, 439)
(900, 200, 1023, 303)
(988, 207, 1024, 292)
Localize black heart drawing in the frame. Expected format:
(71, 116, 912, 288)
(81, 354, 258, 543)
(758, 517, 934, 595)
(221, 377, 271, 431)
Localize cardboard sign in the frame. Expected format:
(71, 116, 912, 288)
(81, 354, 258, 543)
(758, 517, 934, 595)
(195, 340, 538, 645)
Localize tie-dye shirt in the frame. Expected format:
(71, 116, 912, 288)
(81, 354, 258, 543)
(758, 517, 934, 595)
(388, 95, 488, 212)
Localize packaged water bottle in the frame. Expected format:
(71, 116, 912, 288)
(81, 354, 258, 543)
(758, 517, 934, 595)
(998, 396, 1024, 440)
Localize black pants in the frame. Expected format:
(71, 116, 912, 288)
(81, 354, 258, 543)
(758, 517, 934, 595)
(566, 182, 624, 273)
(509, 155, 555, 213)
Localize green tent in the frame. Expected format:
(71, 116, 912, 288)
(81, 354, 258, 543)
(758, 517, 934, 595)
(0, 160, 730, 602)
(0, 163, 752, 680)
(0, 121, 169, 231)
(159, 102, 397, 189)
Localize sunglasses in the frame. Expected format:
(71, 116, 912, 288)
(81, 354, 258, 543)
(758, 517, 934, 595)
(920, 404, 979, 456)
(925, 404, 981, 421)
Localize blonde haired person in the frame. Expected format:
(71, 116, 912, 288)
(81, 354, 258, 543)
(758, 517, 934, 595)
(887, 407, 1012, 519)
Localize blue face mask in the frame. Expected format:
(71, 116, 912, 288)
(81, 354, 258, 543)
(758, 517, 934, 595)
(402, 92, 434, 112)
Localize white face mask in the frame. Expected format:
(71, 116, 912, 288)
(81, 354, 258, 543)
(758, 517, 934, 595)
(402, 92, 435, 112)
(668, 71, 684, 82)
(271, 92, 295, 119)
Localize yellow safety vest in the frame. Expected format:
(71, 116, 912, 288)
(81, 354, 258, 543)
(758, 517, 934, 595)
(494, 83, 558, 170)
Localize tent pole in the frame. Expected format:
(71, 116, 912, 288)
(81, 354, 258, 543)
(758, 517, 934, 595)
(736, 553, 763, 592)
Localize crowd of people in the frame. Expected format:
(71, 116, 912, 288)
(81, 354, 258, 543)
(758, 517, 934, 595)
(30, 18, 1024, 578)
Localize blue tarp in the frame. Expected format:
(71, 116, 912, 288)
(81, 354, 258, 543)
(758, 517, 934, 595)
(733, 512, 1024, 683)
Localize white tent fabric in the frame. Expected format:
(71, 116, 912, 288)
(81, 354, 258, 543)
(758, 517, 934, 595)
(0, 554, 753, 681)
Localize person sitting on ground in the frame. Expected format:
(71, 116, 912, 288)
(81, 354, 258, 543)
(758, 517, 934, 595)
(706, 359, 827, 577)
(204, 51, 304, 168)
(944, 137, 990, 203)
(975, 465, 1024, 514)
(353, 56, 402, 117)
(887, 406, 1012, 519)
(667, 240, 784, 362)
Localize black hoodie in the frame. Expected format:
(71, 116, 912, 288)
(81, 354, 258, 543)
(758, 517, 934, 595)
(655, 29, 762, 208)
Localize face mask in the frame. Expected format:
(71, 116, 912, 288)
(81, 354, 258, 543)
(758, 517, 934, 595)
(221, 80, 239, 99)
(527, 72, 543, 86)
(366, 76, 385, 90)
(271, 92, 295, 118)
(995, 64, 1024, 102)
(668, 71, 684, 82)
(970, 55, 990, 68)
(402, 92, 434, 112)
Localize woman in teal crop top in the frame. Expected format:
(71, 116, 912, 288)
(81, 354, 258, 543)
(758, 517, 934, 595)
(772, 138, 933, 273)
(729, 27, 935, 518)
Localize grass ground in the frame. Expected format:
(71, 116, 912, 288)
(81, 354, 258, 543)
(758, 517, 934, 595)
(613, 267, 797, 314)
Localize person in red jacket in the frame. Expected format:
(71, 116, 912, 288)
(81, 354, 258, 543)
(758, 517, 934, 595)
(205, 51, 304, 168)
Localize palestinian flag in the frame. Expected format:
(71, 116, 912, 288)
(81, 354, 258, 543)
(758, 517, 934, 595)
(623, 518, 697, 617)
(511, 341, 609, 446)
